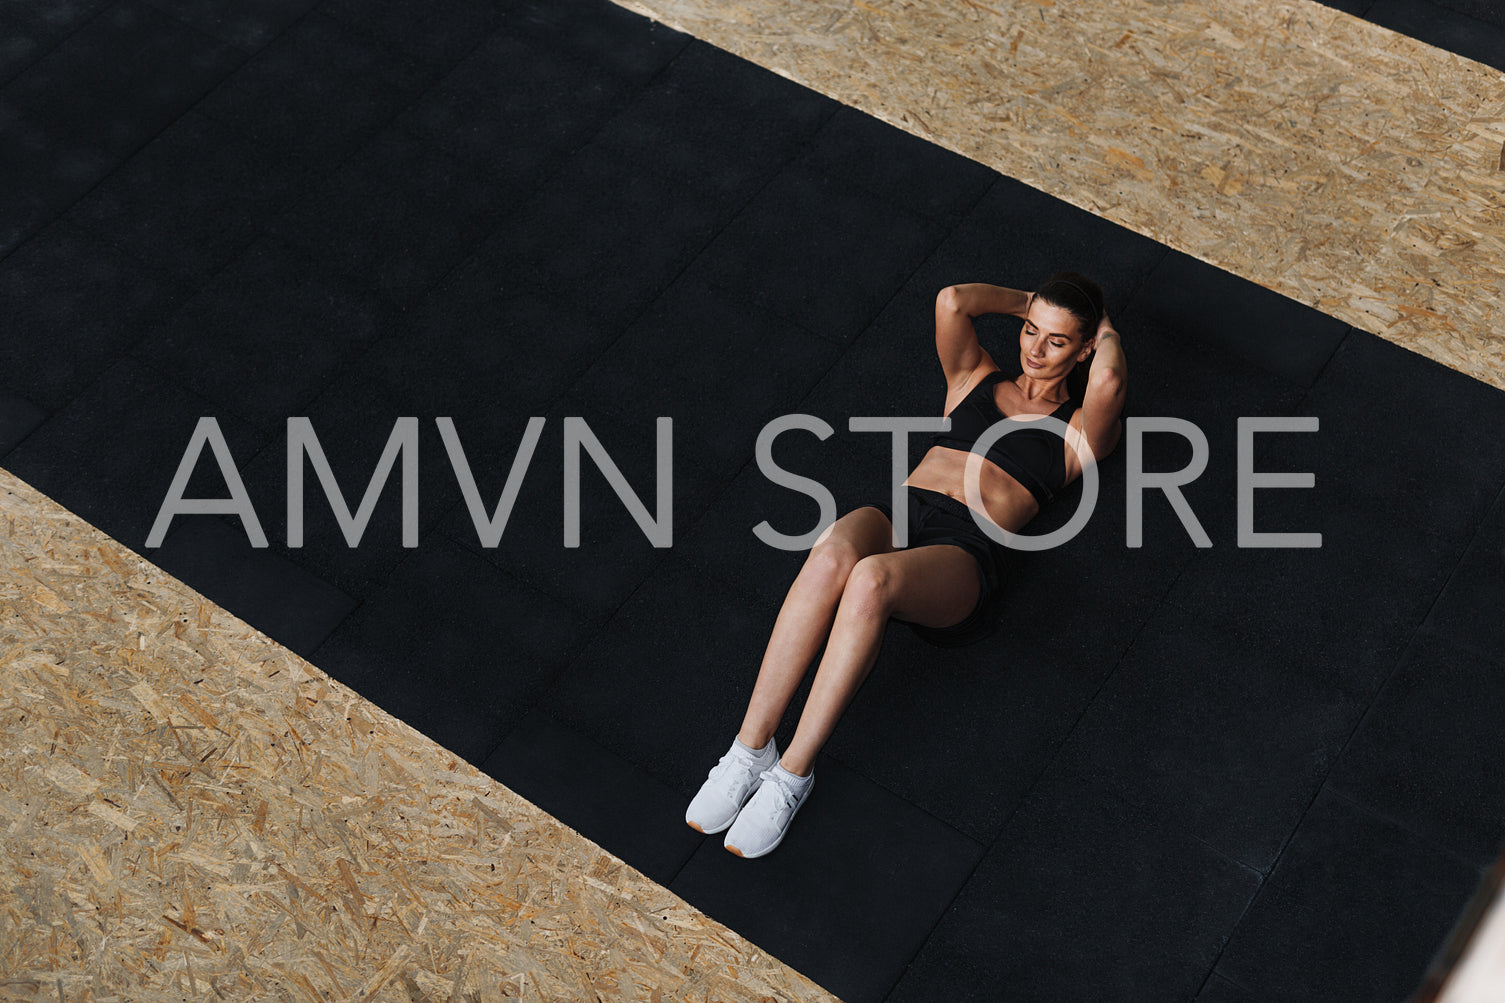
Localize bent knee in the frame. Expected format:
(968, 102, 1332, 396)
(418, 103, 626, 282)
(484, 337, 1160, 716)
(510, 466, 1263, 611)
(843, 555, 898, 612)
(804, 535, 861, 585)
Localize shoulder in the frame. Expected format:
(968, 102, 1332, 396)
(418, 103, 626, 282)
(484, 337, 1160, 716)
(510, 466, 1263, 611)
(941, 364, 1005, 420)
(946, 360, 1005, 401)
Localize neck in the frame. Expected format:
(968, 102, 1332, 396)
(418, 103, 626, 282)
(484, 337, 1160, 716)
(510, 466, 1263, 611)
(1014, 371, 1070, 403)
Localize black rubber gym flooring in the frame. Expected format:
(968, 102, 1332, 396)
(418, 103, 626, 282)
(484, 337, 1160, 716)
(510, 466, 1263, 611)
(5, 0, 1505, 998)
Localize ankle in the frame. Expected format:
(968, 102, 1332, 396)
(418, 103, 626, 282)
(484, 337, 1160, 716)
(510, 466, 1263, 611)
(736, 729, 775, 753)
(777, 755, 812, 778)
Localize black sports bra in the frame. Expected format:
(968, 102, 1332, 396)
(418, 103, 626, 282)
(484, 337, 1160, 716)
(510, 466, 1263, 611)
(929, 370, 1078, 505)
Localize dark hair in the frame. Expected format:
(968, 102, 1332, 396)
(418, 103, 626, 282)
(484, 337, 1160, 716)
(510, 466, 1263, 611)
(1034, 271, 1105, 401)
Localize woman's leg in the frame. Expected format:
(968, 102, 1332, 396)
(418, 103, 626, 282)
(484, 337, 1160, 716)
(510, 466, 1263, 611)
(777, 544, 980, 776)
(735, 506, 897, 750)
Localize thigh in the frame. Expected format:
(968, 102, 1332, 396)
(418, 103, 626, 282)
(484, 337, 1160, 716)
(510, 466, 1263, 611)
(865, 544, 982, 629)
(812, 504, 904, 559)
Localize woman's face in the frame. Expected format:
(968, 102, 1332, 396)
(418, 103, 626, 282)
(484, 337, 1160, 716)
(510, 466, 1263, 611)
(1020, 299, 1093, 379)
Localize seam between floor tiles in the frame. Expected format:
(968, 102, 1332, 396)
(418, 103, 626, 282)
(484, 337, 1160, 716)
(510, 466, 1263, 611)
(176, 66, 635, 482)
(1292, 470, 1505, 875)
(873, 559, 1198, 1002)
(233, 32, 796, 494)
(1198, 629, 1472, 991)
(1, 0, 332, 431)
(0, 0, 114, 91)
(51, 5, 689, 449)
(1412, 472, 1505, 641)
(1322, 782, 1492, 875)
(0, 1, 260, 269)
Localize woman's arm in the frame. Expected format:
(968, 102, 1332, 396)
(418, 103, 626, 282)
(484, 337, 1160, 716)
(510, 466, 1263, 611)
(947, 283, 1032, 319)
(1077, 314, 1127, 462)
(934, 283, 1032, 388)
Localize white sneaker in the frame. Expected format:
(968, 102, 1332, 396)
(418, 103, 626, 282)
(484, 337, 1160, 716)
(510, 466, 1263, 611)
(723, 764, 814, 858)
(685, 737, 778, 834)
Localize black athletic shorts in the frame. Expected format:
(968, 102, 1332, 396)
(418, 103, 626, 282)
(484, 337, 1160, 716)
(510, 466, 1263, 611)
(866, 486, 1011, 648)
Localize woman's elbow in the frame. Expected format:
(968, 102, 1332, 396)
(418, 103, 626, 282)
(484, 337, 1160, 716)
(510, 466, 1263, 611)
(936, 285, 966, 315)
(1088, 367, 1124, 400)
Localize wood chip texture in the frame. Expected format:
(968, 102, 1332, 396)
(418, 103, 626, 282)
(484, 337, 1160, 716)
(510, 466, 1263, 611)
(0, 467, 842, 1002)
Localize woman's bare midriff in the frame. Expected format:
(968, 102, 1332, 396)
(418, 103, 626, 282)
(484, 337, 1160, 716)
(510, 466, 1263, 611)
(901, 445, 1042, 534)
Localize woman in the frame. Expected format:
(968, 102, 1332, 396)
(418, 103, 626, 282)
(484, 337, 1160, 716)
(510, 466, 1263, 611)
(686, 272, 1127, 857)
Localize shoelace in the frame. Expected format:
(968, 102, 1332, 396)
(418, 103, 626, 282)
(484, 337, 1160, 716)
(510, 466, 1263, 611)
(757, 769, 801, 820)
(707, 749, 759, 783)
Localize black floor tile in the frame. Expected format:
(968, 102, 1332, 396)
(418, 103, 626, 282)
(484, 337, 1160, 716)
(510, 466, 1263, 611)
(0, 102, 108, 256)
(373, 262, 618, 429)
(438, 388, 727, 624)
(1427, 0, 1505, 30)
(536, 554, 791, 794)
(663, 38, 838, 144)
(391, 29, 644, 190)
(669, 756, 984, 1003)
(1195, 973, 1262, 1002)
(0, 392, 48, 459)
(0, 15, 43, 87)
(1161, 498, 1461, 715)
(1160, 332, 1505, 701)
(4, 0, 112, 41)
(1311, 0, 1376, 14)
(474, 125, 752, 326)
(466, 41, 836, 330)
(231, 367, 471, 599)
(904, 176, 1170, 321)
(817, 591, 1122, 846)
(128, 235, 390, 436)
(195, 12, 436, 176)
(1327, 633, 1505, 867)
(1055, 602, 1373, 871)
(1424, 484, 1505, 664)
(1260, 332, 1505, 539)
(268, 125, 508, 304)
(143, 0, 319, 49)
(1131, 250, 1348, 389)
(1367, 0, 1505, 69)
(589, 38, 836, 202)
(1213, 787, 1482, 1002)
(692, 162, 948, 344)
(342, 266, 702, 619)
(795, 287, 969, 467)
(310, 536, 591, 766)
(888, 767, 1259, 1003)
(65, 111, 308, 283)
(801, 105, 996, 227)
(317, 0, 504, 68)
(1, 220, 187, 410)
(481, 709, 702, 887)
(150, 514, 357, 657)
(3, 0, 241, 168)
(505, 0, 690, 84)
(0, 1, 241, 252)
(3, 356, 271, 553)
(568, 275, 843, 484)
